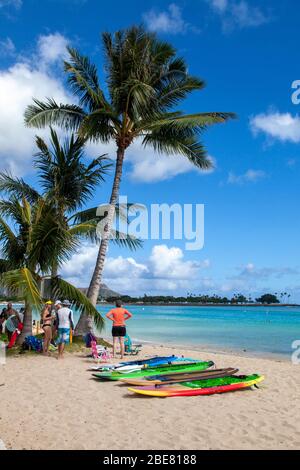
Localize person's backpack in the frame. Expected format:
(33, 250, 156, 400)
(84, 332, 97, 348)
(22, 335, 43, 352)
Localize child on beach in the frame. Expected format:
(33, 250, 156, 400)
(106, 300, 132, 359)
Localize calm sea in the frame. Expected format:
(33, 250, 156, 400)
(96, 305, 300, 359)
(25, 303, 300, 359)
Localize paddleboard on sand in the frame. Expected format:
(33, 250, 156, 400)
(120, 367, 238, 386)
(89, 355, 200, 372)
(88, 355, 180, 371)
(92, 361, 215, 381)
(127, 374, 264, 397)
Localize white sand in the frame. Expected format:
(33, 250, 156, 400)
(0, 344, 300, 450)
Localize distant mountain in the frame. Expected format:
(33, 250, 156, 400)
(78, 284, 121, 300)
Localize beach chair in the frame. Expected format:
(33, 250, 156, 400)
(124, 334, 142, 356)
(91, 340, 111, 363)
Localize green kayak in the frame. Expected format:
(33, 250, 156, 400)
(92, 360, 214, 381)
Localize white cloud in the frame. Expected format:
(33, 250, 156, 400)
(104, 256, 149, 279)
(0, 0, 22, 9)
(143, 3, 199, 35)
(127, 138, 206, 182)
(37, 33, 69, 66)
(149, 245, 206, 280)
(61, 243, 210, 294)
(0, 33, 70, 174)
(227, 169, 266, 184)
(206, 0, 271, 31)
(210, 0, 228, 13)
(235, 263, 299, 280)
(250, 112, 300, 143)
(86, 136, 212, 183)
(0, 37, 15, 56)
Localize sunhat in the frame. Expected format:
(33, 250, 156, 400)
(45, 300, 53, 305)
(62, 299, 71, 306)
(54, 300, 62, 306)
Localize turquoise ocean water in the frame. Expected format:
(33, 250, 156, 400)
(27, 303, 300, 359)
(95, 305, 300, 359)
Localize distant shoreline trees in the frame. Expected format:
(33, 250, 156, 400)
(104, 292, 288, 305)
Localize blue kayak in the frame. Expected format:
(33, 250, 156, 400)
(89, 355, 194, 371)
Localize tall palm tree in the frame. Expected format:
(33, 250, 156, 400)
(25, 25, 236, 306)
(0, 197, 103, 343)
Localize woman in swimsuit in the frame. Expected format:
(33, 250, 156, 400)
(42, 301, 54, 355)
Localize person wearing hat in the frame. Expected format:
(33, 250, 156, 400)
(56, 300, 74, 359)
(41, 301, 55, 355)
(51, 300, 62, 347)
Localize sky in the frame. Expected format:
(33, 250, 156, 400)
(0, 0, 299, 301)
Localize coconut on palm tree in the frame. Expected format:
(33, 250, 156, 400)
(0, 196, 103, 343)
(25, 25, 236, 307)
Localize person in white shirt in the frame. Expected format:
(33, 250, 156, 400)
(56, 300, 74, 359)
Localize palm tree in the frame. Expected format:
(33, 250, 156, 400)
(0, 197, 102, 343)
(25, 25, 236, 306)
(0, 129, 141, 335)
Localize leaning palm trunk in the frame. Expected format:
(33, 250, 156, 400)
(74, 149, 125, 336)
(17, 301, 32, 345)
(88, 148, 125, 304)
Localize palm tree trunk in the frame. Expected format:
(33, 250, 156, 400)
(17, 300, 32, 345)
(74, 147, 125, 336)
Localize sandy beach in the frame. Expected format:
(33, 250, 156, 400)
(0, 344, 300, 451)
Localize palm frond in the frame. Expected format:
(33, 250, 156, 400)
(34, 129, 110, 212)
(0, 268, 42, 309)
(68, 220, 98, 243)
(0, 259, 12, 274)
(0, 172, 40, 203)
(139, 112, 236, 135)
(25, 98, 86, 130)
(143, 132, 212, 170)
(110, 230, 143, 250)
(65, 47, 110, 112)
(29, 201, 78, 273)
(51, 276, 104, 330)
(78, 111, 119, 142)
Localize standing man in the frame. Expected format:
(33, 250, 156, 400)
(56, 300, 74, 359)
(106, 300, 132, 359)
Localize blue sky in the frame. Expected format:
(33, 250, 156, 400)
(0, 0, 299, 300)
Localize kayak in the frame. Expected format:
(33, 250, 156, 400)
(89, 356, 199, 372)
(119, 367, 238, 386)
(92, 360, 215, 381)
(128, 374, 264, 397)
(88, 355, 180, 371)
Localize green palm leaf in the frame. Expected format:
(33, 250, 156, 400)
(51, 276, 104, 330)
(1, 268, 42, 309)
(0, 172, 40, 203)
(25, 98, 86, 130)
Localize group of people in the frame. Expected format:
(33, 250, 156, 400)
(41, 299, 74, 359)
(1, 298, 134, 360)
(0, 299, 74, 359)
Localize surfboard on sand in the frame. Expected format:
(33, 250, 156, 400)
(93, 361, 214, 381)
(119, 367, 238, 386)
(127, 374, 264, 397)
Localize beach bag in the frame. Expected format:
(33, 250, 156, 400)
(22, 335, 43, 352)
(84, 332, 97, 348)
